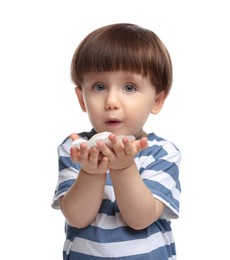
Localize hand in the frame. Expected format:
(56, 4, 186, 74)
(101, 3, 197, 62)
(70, 133, 81, 163)
(96, 134, 148, 170)
(70, 133, 109, 174)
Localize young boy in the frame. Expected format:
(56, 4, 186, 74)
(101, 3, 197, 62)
(52, 23, 181, 259)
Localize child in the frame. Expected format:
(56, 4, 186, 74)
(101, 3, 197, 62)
(52, 23, 181, 260)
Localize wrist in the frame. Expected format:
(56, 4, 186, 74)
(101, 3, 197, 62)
(81, 168, 107, 176)
(110, 162, 136, 173)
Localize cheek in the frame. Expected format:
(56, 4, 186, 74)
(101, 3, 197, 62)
(84, 100, 102, 120)
(128, 102, 153, 124)
(126, 107, 149, 124)
(127, 98, 153, 115)
(83, 97, 96, 111)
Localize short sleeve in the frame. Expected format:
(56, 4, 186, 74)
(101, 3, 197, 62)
(135, 136, 181, 219)
(51, 136, 81, 209)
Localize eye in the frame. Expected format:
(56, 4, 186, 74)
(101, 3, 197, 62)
(123, 84, 136, 93)
(93, 83, 106, 92)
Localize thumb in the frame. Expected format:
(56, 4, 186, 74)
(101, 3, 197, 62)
(136, 137, 148, 152)
(70, 133, 79, 141)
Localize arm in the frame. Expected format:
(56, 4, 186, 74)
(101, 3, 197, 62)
(110, 163, 165, 230)
(60, 169, 106, 228)
(60, 142, 108, 228)
(97, 134, 165, 230)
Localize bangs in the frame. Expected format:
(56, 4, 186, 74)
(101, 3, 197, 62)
(71, 23, 172, 95)
(78, 39, 148, 76)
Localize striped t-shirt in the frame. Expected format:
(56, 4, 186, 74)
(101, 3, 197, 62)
(52, 129, 181, 259)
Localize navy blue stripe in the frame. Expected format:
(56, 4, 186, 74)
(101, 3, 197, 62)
(56, 179, 76, 197)
(144, 179, 179, 212)
(139, 144, 168, 160)
(148, 132, 165, 142)
(98, 199, 120, 215)
(59, 156, 80, 171)
(148, 132, 180, 152)
(65, 218, 172, 242)
(141, 158, 180, 191)
(65, 223, 80, 241)
(64, 243, 176, 259)
(67, 219, 171, 243)
(142, 159, 179, 181)
(105, 173, 113, 185)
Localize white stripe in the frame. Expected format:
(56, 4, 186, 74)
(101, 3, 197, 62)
(148, 139, 181, 166)
(58, 138, 72, 157)
(142, 169, 180, 201)
(155, 194, 179, 218)
(58, 168, 78, 184)
(52, 168, 78, 209)
(169, 256, 176, 260)
(64, 230, 175, 257)
(135, 155, 155, 169)
(135, 149, 180, 173)
(91, 212, 126, 229)
(148, 139, 177, 154)
(103, 185, 115, 201)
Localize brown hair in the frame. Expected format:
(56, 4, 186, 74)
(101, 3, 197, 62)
(71, 23, 173, 96)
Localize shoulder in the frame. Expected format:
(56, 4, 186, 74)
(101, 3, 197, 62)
(136, 132, 181, 168)
(146, 132, 180, 157)
(147, 132, 179, 150)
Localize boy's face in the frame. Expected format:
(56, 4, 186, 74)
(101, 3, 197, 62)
(76, 71, 165, 137)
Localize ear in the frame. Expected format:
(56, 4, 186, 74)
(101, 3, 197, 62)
(75, 87, 87, 112)
(151, 91, 166, 115)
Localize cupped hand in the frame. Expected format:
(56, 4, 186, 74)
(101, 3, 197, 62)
(96, 134, 148, 170)
(70, 133, 108, 174)
(70, 143, 108, 174)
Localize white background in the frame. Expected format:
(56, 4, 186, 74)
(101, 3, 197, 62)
(0, 0, 229, 259)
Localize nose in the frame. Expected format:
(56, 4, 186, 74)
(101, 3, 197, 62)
(105, 91, 120, 110)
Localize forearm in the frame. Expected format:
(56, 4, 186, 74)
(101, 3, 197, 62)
(110, 163, 164, 230)
(60, 170, 106, 228)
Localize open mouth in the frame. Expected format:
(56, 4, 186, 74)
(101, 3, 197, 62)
(105, 119, 121, 125)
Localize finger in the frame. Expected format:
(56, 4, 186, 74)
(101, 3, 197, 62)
(140, 137, 148, 148)
(88, 147, 100, 165)
(98, 156, 109, 172)
(122, 137, 135, 155)
(70, 146, 81, 162)
(97, 141, 114, 158)
(109, 134, 125, 155)
(79, 143, 90, 163)
(98, 152, 104, 162)
(109, 134, 120, 147)
(137, 137, 148, 151)
(70, 133, 79, 141)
